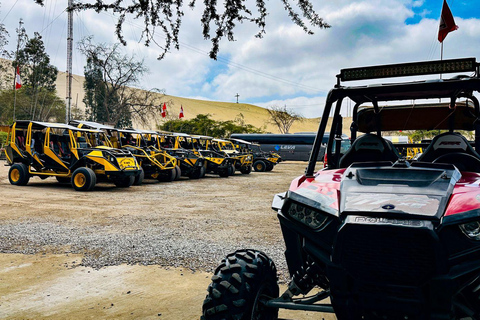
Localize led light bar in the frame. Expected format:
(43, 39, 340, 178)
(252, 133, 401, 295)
(339, 57, 477, 82)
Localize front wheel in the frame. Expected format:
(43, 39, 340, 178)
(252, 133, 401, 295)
(114, 175, 134, 188)
(72, 167, 96, 191)
(9, 163, 30, 186)
(253, 160, 266, 172)
(201, 249, 279, 320)
(134, 168, 145, 186)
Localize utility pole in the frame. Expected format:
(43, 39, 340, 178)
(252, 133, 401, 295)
(13, 19, 24, 122)
(235, 93, 239, 103)
(66, 0, 73, 123)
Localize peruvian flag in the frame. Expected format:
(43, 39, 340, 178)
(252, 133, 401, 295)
(161, 102, 167, 118)
(179, 106, 184, 119)
(15, 66, 22, 89)
(438, 0, 458, 43)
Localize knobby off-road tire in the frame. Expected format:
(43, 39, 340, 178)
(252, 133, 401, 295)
(71, 167, 96, 191)
(253, 160, 267, 172)
(134, 168, 145, 186)
(202, 249, 279, 320)
(114, 175, 134, 188)
(8, 163, 30, 186)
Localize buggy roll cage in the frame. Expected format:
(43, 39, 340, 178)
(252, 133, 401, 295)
(306, 57, 480, 178)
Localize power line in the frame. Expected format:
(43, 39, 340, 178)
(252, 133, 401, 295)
(0, 0, 19, 23)
(101, 11, 324, 94)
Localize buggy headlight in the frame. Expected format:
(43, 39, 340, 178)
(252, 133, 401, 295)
(288, 202, 329, 229)
(459, 221, 480, 240)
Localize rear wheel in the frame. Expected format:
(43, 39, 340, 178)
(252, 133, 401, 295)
(201, 249, 279, 320)
(8, 163, 30, 186)
(253, 160, 267, 172)
(240, 165, 252, 174)
(174, 166, 182, 181)
(219, 168, 229, 177)
(157, 169, 175, 182)
(72, 167, 96, 191)
(228, 164, 236, 176)
(114, 175, 134, 188)
(189, 166, 204, 179)
(134, 168, 144, 186)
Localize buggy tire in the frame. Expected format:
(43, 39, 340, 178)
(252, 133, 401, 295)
(265, 163, 274, 172)
(240, 165, 252, 174)
(158, 169, 175, 182)
(219, 168, 229, 177)
(72, 167, 96, 191)
(228, 164, 236, 176)
(56, 176, 71, 184)
(200, 165, 206, 177)
(174, 166, 181, 181)
(253, 160, 267, 172)
(201, 249, 279, 320)
(114, 175, 134, 188)
(8, 163, 30, 186)
(134, 168, 144, 186)
(190, 166, 205, 179)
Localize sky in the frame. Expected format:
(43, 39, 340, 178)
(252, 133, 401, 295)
(1, 0, 480, 118)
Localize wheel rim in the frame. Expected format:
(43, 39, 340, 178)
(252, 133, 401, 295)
(74, 173, 86, 188)
(256, 163, 263, 170)
(10, 168, 20, 183)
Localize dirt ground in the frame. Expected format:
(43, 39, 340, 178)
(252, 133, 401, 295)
(0, 160, 336, 320)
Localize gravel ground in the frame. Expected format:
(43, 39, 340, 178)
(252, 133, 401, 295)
(0, 161, 310, 279)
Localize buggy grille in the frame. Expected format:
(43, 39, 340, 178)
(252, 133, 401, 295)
(337, 224, 437, 287)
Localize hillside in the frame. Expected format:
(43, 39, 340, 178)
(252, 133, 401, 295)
(53, 70, 326, 133)
(3, 59, 350, 134)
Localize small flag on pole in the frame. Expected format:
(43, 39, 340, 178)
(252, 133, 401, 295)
(15, 66, 22, 89)
(161, 103, 167, 118)
(438, 0, 458, 43)
(179, 106, 184, 119)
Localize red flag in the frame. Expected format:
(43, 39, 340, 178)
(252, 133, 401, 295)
(15, 66, 22, 89)
(179, 106, 184, 119)
(438, 0, 458, 43)
(161, 103, 167, 118)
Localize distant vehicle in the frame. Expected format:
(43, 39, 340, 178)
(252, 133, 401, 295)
(230, 133, 350, 161)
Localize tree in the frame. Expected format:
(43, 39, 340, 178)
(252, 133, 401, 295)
(267, 105, 303, 133)
(159, 113, 263, 137)
(78, 36, 165, 127)
(33, 0, 329, 60)
(6, 31, 62, 121)
(0, 88, 65, 123)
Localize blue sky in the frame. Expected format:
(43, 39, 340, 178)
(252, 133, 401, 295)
(1, 0, 480, 118)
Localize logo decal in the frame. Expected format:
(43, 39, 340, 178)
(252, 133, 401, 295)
(382, 204, 395, 210)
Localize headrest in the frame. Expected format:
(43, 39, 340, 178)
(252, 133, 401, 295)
(354, 134, 385, 152)
(432, 133, 468, 150)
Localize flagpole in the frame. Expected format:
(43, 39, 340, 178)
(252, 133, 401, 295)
(440, 42, 443, 79)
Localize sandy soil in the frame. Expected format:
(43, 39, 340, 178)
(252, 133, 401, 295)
(0, 161, 336, 320)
